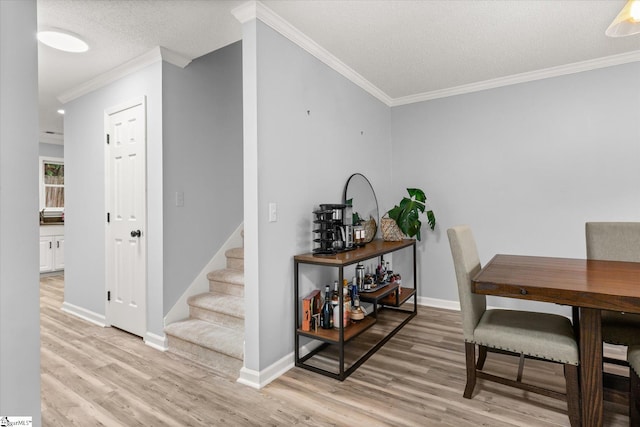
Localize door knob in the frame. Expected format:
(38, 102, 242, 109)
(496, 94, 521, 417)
(131, 230, 142, 238)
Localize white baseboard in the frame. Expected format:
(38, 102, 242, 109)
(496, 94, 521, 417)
(417, 296, 461, 311)
(237, 353, 294, 389)
(145, 332, 168, 351)
(61, 301, 107, 327)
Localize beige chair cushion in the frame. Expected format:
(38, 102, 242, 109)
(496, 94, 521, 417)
(602, 311, 640, 346)
(629, 345, 640, 376)
(447, 226, 486, 342)
(473, 309, 579, 365)
(586, 222, 640, 262)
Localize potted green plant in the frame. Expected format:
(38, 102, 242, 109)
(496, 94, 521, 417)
(382, 188, 436, 241)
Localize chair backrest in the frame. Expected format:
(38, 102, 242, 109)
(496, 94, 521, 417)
(447, 225, 486, 341)
(586, 222, 640, 262)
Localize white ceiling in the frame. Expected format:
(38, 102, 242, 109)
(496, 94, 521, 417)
(37, 0, 640, 143)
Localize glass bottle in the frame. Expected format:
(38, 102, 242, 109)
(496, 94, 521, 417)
(332, 281, 340, 329)
(320, 285, 333, 329)
(356, 263, 365, 291)
(343, 284, 351, 326)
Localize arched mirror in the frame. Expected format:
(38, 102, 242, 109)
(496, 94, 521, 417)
(343, 173, 379, 244)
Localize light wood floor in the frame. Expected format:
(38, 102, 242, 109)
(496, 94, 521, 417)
(41, 274, 629, 426)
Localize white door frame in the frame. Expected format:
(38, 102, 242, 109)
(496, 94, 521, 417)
(104, 95, 148, 336)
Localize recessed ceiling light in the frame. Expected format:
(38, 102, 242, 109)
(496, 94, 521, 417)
(57, 109, 65, 115)
(37, 29, 89, 53)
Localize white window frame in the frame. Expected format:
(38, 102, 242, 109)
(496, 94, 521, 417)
(39, 156, 64, 212)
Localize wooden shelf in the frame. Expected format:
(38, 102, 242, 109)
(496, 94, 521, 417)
(359, 282, 399, 302)
(379, 287, 416, 307)
(297, 315, 376, 343)
(294, 239, 415, 267)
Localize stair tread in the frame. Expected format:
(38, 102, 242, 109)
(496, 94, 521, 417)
(225, 247, 244, 259)
(165, 319, 243, 360)
(207, 269, 244, 285)
(188, 292, 244, 318)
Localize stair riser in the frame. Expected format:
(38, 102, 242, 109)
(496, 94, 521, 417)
(189, 306, 244, 330)
(226, 258, 244, 270)
(167, 336, 243, 378)
(209, 280, 244, 297)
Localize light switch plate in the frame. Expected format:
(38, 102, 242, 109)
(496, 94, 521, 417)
(269, 202, 277, 222)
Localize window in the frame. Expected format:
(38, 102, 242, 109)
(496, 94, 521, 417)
(39, 157, 64, 211)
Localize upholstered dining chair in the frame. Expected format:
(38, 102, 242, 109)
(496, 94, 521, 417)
(585, 222, 640, 351)
(447, 225, 580, 427)
(629, 345, 640, 424)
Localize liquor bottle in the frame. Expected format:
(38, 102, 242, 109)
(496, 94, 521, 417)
(332, 281, 340, 329)
(332, 280, 339, 300)
(320, 285, 333, 329)
(342, 282, 351, 326)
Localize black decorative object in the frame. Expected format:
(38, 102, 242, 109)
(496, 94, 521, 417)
(312, 203, 353, 255)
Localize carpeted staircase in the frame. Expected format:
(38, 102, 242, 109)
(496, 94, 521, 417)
(164, 245, 244, 378)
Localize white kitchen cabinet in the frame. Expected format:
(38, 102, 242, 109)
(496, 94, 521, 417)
(40, 225, 64, 273)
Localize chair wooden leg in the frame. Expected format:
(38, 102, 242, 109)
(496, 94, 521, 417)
(476, 345, 488, 370)
(631, 368, 640, 426)
(516, 353, 525, 382)
(571, 306, 580, 344)
(564, 364, 581, 427)
(464, 341, 477, 399)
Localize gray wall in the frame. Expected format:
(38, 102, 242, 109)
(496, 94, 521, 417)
(162, 42, 243, 312)
(391, 62, 640, 313)
(39, 142, 64, 158)
(246, 22, 392, 370)
(64, 62, 165, 335)
(0, 0, 41, 423)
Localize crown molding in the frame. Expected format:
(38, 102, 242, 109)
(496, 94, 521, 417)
(391, 50, 640, 106)
(231, 1, 257, 24)
(232, 1, 393, 106)
(58, 46, 192, 104)
(233, 2, 640, 108)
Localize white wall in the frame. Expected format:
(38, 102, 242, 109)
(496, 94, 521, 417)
(162, 42, 243, 313)
(391, 62, 640, 314)
(39, 142, 64, 158)
(64, 62, 165, 335)
(244, 21, 392, 372)
(0, 0, 41, 423)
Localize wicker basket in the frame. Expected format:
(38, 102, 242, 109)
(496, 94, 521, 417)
(363, 217, 377, 242)
(381, 216, 405, 241)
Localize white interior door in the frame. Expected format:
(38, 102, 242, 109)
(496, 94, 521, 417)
(105, 97, 147, 337)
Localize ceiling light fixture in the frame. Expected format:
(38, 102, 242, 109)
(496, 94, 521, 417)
(57, 109, 65, 115)
(37, 29, 89, 53)
(606, 0, 640, 37)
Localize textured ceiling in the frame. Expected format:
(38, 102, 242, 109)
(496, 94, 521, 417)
(36, 0, 640, 142)
(265, 0, 640, 99)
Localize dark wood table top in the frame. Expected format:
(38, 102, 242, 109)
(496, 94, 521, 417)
(472, 254, 640, 313)
(294, 239, 415, 266)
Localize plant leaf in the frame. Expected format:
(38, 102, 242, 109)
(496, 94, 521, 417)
(407, 188, 426, 203)
(426, 210, 436, 230)
(387, 205, 402, 221)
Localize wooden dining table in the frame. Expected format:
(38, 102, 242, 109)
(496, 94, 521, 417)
(472, 254, 640, 427)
